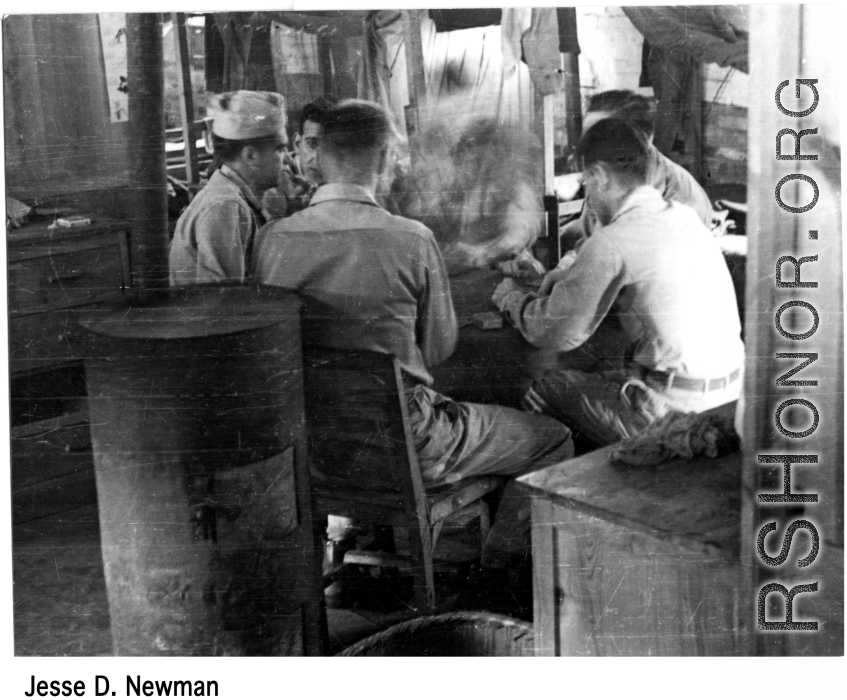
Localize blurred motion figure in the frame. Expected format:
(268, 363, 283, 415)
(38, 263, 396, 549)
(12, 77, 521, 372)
(397, 90, 547, 276)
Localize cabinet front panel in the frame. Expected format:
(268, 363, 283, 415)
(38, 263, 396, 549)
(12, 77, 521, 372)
(9, 309, 84, 370)
(8, 243, 125, 316)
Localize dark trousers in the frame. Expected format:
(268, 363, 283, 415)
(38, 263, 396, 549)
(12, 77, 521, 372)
(406, 385, 574, 565)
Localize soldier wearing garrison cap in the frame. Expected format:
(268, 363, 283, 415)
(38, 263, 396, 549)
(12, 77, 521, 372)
(169, 91, 287, 286)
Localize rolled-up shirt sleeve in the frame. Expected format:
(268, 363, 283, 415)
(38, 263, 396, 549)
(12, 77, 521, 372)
(417, 235, 458, 367)
(502, 232, 627, 351)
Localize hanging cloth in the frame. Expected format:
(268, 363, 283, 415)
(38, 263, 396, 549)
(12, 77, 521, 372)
(213, 13, 255, 91)
(502, 8, 562, 95)
(647, 46, 704, 181)
(623, 6, 748, 72)
(500, 8, 533, 77)
(521, 8, 561, 96)
(210, 13, 276, 92)
(430, 9, 501, 33)
(357, 11, 397, 115)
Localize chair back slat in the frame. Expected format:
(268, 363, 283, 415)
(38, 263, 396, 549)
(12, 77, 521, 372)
(303, 346, 494, 612)
(302, 347, 422, 508)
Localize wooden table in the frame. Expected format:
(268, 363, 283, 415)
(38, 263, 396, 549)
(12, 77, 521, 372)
(431, 269, 536, 407)
(432, 269, 630, 408)
(519, 402, 743, 656)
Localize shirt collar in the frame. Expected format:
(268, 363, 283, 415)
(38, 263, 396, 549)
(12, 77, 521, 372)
(219, 164, 263, 212)
(309, 182, 381, 208)
(610, 185, 667, 224)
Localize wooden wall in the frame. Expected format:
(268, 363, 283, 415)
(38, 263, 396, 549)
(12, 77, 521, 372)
(3, 15, 130, 200)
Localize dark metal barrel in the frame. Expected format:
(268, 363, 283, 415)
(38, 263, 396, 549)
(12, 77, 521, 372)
(79, 285, 323, 656)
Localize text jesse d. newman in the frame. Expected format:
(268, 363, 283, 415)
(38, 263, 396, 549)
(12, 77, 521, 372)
(25, 675, 219, 697)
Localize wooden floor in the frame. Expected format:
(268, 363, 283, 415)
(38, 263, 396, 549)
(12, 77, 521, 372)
(12, 503, 530, 656)
(13, 505, 112, 656)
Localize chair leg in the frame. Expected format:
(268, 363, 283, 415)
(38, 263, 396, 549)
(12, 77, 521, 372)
(392, 524, 410, 557)
(431, 520, 445, 552)
(395, 524, 436, 613)
(478, 500, 491, 548)
(414, 550, 436, 613)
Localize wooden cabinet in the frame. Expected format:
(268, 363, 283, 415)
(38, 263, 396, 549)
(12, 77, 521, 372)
(7, 218, 131, 523)
(7, 218, 130, 374)
(519, 403, 743, 656)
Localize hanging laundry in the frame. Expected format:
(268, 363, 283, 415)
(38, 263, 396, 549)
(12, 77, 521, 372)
(521, 8, 561, 96)
(500, 8, 532, 77)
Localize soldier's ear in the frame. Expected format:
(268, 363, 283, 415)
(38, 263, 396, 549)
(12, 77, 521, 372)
(377, 145, 390, 176)
(592, 163, 612, 188)
(241, 144, 257, 163)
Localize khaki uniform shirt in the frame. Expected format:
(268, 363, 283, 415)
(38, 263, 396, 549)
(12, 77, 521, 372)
(252, 183, 457, 387)
(169, 165, 266, 286)
(503, 186, 744, 379)
(649, 147, 714, 227)
(580, 145, 714, 239)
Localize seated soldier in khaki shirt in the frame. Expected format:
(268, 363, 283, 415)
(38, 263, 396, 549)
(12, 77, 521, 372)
(253, 99, 574, 568)
(169, 91, 287, 285)
(494, 119, 744, 446)
(554, 90, 716, 285)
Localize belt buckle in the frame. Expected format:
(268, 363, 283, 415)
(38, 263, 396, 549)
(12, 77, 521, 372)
(708, 376, 727, 392)
(665, 370, 676, 391)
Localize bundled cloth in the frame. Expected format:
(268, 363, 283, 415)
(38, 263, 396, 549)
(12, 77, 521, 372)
(611, 410, 739, 467)
(6, 196, 31, 230)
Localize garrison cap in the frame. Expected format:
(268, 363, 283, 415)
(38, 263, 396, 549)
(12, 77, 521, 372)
(207, 91, 287, 141)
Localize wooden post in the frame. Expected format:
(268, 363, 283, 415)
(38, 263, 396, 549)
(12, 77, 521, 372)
(689, 61, 705, 183)
(541, 90, 560, 269)
(542, 93, 556, 196)
(401, 9, 426, 167)
(317, 33, 334, 98)
(562, 52, 582, 155)
(535, 65, 563, 269)
(171, 12, 200, 192)
(125, 13, 169, 294)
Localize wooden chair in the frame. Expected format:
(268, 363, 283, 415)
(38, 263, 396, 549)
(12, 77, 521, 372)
(302, 346, 503, 613)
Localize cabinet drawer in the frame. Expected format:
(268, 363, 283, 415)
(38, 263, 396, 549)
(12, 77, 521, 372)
(11, 413, 96, 524)
(8, 308, 88, 371)
(8, 241, 126, 316)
